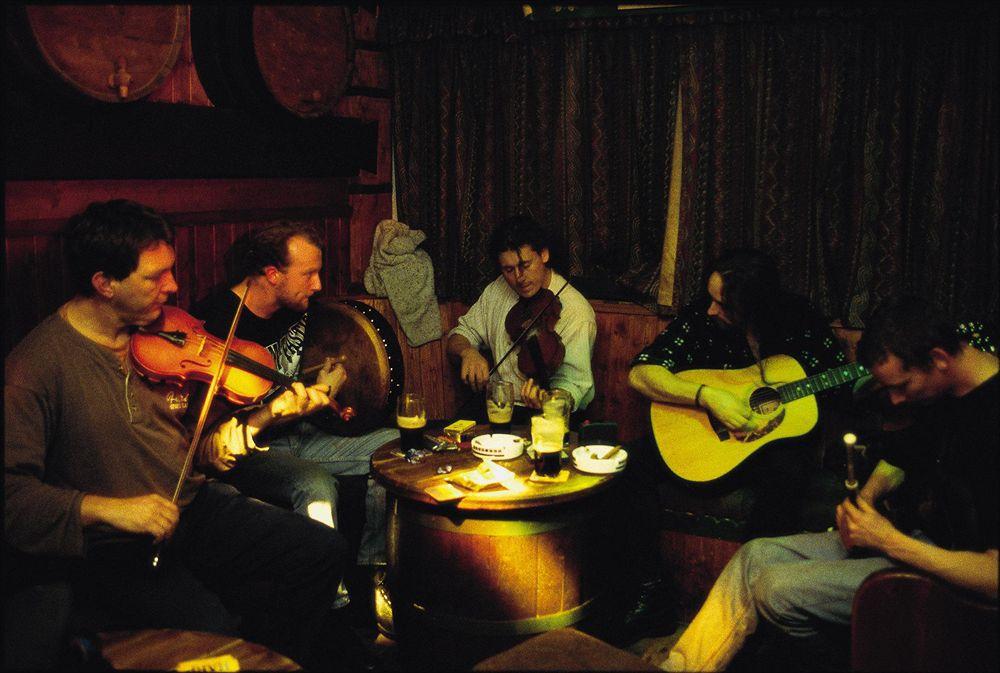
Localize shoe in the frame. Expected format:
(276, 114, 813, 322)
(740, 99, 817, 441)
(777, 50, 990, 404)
(373, 569, 395, 639)
(612, 577, 676, 646)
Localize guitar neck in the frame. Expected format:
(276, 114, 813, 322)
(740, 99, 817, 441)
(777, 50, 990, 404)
(777, 362, 869, 402)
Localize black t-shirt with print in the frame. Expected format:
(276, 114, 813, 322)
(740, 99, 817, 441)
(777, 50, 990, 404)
(192, 289, 308, 385)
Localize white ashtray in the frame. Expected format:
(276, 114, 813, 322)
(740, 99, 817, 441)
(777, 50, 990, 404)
(471, 434, 527, 460)
(572, 445, 628, 474)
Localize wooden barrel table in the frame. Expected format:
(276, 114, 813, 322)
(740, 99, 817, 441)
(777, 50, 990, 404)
(98, 629, 300, 670)
(371, 427, 622, 669)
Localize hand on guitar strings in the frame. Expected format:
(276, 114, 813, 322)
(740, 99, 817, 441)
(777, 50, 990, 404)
(699, 386, 761, 433)
(266, 381, 332, 424)
(835, 495, 896, 552)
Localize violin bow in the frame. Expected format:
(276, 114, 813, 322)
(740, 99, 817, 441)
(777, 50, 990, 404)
(453, 277, 570, 420)
(151, 283, 250, 570)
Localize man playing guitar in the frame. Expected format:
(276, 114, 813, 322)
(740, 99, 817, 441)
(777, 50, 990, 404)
(628, 248, 850, 536)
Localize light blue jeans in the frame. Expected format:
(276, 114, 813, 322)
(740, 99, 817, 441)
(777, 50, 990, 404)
(663, 530, 934, 671)
(222, 421, 398, 566)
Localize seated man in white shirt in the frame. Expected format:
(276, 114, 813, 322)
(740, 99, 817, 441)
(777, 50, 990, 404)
(446, 215, 597, 423)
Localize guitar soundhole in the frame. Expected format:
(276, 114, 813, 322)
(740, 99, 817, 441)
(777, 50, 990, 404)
(749, 387, 781, 415)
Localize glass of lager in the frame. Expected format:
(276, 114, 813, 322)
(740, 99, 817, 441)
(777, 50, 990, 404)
(396, 392, 427, 452)
(542, 390, 572, 438)
(486, 380, 514, 433)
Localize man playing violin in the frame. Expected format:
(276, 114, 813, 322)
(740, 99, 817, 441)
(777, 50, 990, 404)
(192, 221, 398, 618)
(4, 200, 359, 671)
(446, 214, 597, 422)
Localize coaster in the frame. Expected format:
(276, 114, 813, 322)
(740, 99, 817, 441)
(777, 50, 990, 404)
(176, 654, 240, 671)
(528, 469, 570, 483)
(424, 483, 466, 502)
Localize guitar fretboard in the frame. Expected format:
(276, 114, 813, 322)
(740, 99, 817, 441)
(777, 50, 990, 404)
(777, 363, 869, 402)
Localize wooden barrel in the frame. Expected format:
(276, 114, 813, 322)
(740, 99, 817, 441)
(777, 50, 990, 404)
(386, 493, 615, 667)
(190, 5, 355, 118)
(10, 5, 187, 103)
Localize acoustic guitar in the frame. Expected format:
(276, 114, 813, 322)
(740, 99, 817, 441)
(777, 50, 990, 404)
(651, 355, 869, 482)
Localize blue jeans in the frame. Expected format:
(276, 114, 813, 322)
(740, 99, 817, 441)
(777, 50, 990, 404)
(663, 530, 934, 671)
(223, 421, 398, 566)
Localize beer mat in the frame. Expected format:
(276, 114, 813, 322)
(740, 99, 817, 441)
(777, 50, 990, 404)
(446, 460, 517, 491)
(528, 469, 570, 483)
(424, 483, 466, 502)
(526, 446, 569, 460)
(175, 654, 240, 671)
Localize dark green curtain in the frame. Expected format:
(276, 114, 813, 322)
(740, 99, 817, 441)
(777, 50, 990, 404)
(384, 3, 998, 325)
(673, 4, 999, 326)
(384, 5, 678, 304)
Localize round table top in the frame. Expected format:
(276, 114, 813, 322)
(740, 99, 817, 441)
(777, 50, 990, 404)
(371, 424, 622, 511)
(98, 629, 301, 670)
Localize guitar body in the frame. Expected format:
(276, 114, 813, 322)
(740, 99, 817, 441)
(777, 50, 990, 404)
(651, 354, 819, 483)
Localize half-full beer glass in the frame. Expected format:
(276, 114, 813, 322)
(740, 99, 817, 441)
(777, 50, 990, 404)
(396, 393, 427, 452)
(486, 380, 514, 433)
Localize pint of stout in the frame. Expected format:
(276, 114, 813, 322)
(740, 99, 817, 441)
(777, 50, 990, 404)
(397, 393, 427, 452)
(531, 414, 564, 477)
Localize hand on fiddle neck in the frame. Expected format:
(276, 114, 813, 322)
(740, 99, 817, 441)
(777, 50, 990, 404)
(253, 381, 333, 429)
(520, 378, 546, 409)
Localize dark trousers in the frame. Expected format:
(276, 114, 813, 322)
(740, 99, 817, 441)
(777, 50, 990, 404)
(5, 481, 349, 671)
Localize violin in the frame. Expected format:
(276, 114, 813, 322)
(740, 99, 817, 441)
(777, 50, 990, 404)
(129, 305, 354, 420)
(504, 287, 566, 388)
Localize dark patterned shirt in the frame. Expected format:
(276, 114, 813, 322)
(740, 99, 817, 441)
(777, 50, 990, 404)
(632, 301, 848, 384)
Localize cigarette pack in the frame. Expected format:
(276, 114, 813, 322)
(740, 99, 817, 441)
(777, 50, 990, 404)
(443, 419, 476, 442)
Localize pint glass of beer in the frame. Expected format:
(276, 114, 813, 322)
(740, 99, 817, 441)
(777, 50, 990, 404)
(396, 393, 427, 452)
(486, 380, 514, 433)
(531, 414, 564, 477)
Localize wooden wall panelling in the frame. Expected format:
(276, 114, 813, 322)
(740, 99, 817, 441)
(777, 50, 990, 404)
(348, 192, 393, 288)
(590, 303, 670, 442)
(4, 180, 350, 224)
(322, 214, 353, 297)
(173, 224, 194, 310)
(351, 5, 379, 42)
